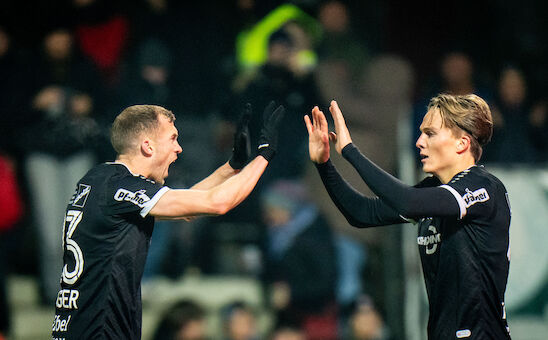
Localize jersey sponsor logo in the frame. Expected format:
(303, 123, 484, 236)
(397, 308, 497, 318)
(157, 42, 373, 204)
(56, 289, 79, 310)
(417, 225, 441, 255)
(114, 188, 151, 207)
(52, 314, 71, 333)
(70, 184, 91, 208)
(462, 188, 489, 208)
(456, 329, 471, 338)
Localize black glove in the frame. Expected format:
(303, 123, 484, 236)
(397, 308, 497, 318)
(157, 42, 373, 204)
(228, 103, 252, 169)
(257, 101, 285, 162)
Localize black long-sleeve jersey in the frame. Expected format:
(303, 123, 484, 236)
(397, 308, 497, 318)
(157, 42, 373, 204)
(316, 144, 511, 340)
(52, 163, 169, 340)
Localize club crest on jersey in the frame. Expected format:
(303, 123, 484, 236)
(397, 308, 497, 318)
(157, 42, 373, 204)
(462, 188, 489, 208)
(114, 188, 151, 207)
(71, 184, 91, 208)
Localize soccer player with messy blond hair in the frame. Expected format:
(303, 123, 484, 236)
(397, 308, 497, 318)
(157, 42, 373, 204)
(305, 94, 511, 339)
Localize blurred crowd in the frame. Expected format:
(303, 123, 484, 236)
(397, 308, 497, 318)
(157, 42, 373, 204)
(0, 0, 546, 339)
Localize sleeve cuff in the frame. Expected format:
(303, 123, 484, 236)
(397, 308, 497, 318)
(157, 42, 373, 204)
(140, 186, 170, 217)
(341, 143, 358, 159)
(314, 158, 332, 170)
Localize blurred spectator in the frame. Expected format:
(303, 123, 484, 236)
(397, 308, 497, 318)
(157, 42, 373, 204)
(235, 23, 322, 183)
(121, 37, 173, 103)
(0, 26, 33, 158)
(152, 299, 208, 340)
(438, 51, 478, 95)
(261, 179, 338, 340)
(22, 27, 103, 304)
(0, 154, 25, 339)
(269, 324, 305, 340)
(234, 3, 321, 78)
(213, 21, 322, 226)
(316, 0, 372, 90)
(220, 300, 260, 340)
(343, 296, 392, 340)
(127, 1, 262, 115)
(483, 65, 547, 163)
(115, 36, 175, 116)
(412, 51, 493, 147)
(127, 0, 172, 42)
(335, 234, 367, 327)
(71, 0, 131, 85)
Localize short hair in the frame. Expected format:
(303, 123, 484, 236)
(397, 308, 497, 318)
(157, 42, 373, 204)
(110, 104, 175, 155)
(427, 93, 493, 161)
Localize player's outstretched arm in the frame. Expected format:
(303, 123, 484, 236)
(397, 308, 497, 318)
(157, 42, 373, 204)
(306, 99, 460, 222)
(315, 159, 406, 227)
(341, 143, 460, 219)
(150, 156, 268, 218)
(305, 105, 403, 226)
(150, 102, 285, 219)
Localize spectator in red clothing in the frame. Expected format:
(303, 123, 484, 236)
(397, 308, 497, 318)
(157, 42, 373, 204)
(0, 154, 24, 339)
(71, 0, 131, 84)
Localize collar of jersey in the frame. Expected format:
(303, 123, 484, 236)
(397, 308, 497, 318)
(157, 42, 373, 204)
(448, 164, 478, 184)
(105, 161, 141, 177)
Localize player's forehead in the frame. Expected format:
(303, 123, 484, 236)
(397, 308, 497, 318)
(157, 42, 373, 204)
(157, 114, 178, 134)
(420, 107, 444, 131)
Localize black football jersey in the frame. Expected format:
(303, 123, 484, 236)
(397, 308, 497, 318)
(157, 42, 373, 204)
(52, 162, 169, 339)
(415, 166, 511, 339)
(316, 146, 513, 339)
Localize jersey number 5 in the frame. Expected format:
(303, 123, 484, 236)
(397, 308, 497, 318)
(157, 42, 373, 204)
(62, 210, 84, 285)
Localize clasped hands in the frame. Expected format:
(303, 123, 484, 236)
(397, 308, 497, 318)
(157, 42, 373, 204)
(304, 100, 353, 164)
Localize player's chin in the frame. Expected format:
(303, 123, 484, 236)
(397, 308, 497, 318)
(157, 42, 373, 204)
(421, 164, 432, 173)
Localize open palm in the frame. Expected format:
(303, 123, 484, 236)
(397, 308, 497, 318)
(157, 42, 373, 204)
(329, 100, 353, 154)
(304, 106, 330, 164)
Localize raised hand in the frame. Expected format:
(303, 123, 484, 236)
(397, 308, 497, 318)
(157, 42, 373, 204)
(304, 106, 330, 164)
(329, 100, 353, 154)
(228, 103, 252, 169)
(257, 101, 285, 162)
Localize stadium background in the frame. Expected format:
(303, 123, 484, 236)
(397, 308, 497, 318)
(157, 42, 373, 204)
(0, 0, 546, 339)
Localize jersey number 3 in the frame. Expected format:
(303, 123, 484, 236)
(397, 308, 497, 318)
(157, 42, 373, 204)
(62, 210, 84, 285)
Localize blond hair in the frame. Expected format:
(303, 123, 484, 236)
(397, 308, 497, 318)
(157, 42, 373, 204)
(427, 93, 493, 161)
(110, 105, 175, 155)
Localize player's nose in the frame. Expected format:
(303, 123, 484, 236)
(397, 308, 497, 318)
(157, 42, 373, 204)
(416, 133, 426, 150)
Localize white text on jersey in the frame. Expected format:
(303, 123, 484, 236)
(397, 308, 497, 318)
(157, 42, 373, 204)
(114, 188, 151, 207)
(462, 188, 489, 208)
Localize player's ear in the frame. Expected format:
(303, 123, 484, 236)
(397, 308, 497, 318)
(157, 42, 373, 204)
(141, 139, 154, 156)
(456, 134, 471, 154)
